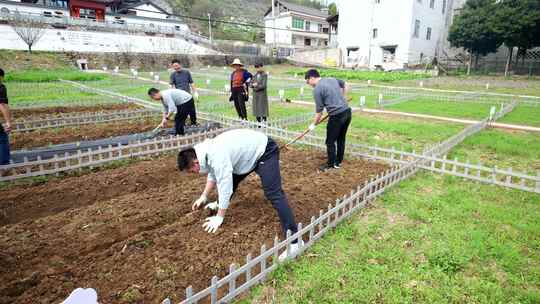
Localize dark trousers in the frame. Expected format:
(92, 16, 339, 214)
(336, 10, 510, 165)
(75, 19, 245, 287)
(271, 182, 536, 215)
(232, 138, 298, 239)
(0, 131, 10, 165)
(174, 99, 196, 135)
(326, 108, 352, 166)
(231, 87, 248, 120)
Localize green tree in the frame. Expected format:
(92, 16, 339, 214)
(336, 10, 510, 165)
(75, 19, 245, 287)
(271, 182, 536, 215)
(492, 0, 540, 75)
(328, 3, 337, 16)
(448, 0, 502, 74)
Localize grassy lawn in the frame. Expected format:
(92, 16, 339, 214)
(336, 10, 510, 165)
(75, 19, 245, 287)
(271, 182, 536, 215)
(385, 98, 497, 120)
(209, 100, 312, 120)
(448, 128, 540, 174)
(239, 172, 540, 304)
(498, 105, 540, 127)
(287, 112, 464, 152)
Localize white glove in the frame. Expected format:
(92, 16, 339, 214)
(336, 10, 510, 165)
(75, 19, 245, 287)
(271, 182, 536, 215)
(193, 91, 199, 101)
(204, 201, 219, 211)
(308, 124, 316, 131)
(192, 194, 208, 210)
(202, 216, 224, 233)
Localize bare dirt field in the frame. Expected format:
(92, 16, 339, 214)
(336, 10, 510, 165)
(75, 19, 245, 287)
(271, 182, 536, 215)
(0, 148, 388, 303)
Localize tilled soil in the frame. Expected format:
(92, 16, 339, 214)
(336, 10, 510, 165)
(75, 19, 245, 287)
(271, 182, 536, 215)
(0, 149, 388, 304)
(10, 118, 160, 150)
(11, 104, 143, 120)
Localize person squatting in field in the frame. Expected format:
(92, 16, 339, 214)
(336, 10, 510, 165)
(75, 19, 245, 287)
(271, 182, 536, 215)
(148, 87, 197, 136)
(229, 58, 252, 120)
(305, 69, 352, 172)
(177, 129, 303, 261)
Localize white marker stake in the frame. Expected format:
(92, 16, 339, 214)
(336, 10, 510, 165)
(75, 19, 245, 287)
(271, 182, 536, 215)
(378, 93, 383, 105)
(294, 73, 298, 78)
(224, 84, 230, 92)
(489, 106, 496, 121)
(150, 71, 154, 76)
(360, 96, 366, 108)
(114, 66, 119, 74)
(279, 89, 285, 101)
(154, 75, 159, 82)
(486, 83, 490, 90)
(367, 80, 372, 86)
(419, 81, 424, 87)
(206, 79, 211, 86)
(133, 70, 138, 78)
(102, 66, 107, 72)
(300, 86, 304, 98)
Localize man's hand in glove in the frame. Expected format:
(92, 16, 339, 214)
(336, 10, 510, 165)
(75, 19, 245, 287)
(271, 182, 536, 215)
(204, 201, 219, 211)
(192, 195, 208, 210)
(203, 216, 224, 233)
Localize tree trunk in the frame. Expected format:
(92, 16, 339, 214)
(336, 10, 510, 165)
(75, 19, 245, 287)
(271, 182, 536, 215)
(28, 44, 32, 54)
(504, 46, 513, 77)
(467, 53, 472, 75)
(474, 54, 480, 70)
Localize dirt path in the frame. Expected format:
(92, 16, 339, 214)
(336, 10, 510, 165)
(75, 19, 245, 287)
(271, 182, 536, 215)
(11, 104, 142, 120)
(0, 149, 388, 304)
(10, 118, 160, 150)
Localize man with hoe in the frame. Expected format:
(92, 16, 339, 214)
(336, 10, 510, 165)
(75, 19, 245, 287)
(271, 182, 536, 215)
(177, 129, 303, 261)
(305, 69, 351, 171)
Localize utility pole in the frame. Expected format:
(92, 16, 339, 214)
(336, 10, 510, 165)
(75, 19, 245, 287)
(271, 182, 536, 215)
(208, 13, 212, 44)
(272, 0, 276, 47)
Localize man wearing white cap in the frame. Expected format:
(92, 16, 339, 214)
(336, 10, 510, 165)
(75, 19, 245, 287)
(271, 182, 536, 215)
(229, 58, 252, 120)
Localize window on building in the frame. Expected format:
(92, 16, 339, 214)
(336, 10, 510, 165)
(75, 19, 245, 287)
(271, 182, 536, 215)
(375, 0, 380, 3)
(305, 38, 311, 46)
(318, 24, 322, 32)
(292, 36, 297, 45)
(305, 20, 311, 31)
(79, 8, 96, 20)
(442, 0, 446, 13)
(322, 27, 329, 33)
(417, 0, 422, 3)
(292, 17, 304, 29)
(414, 19, 420, 38)
(429, 0, 435, 8)
(372, 28, 378, 38)
(426, 27, 432, 40)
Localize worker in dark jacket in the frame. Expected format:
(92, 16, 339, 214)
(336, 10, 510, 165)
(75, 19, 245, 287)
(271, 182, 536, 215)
(250, 63, 269, 124)
(0, 68, 11, 166)
(229, 58, 252, 120)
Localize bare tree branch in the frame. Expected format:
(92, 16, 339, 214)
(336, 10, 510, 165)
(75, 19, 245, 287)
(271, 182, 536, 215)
(9, 13, 47, 53)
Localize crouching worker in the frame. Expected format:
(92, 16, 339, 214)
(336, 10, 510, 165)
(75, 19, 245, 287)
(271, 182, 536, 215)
(148, 87, 195, 136)
(177, 129, 302, 261)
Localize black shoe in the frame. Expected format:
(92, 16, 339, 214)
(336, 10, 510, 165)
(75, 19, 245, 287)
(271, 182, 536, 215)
(318, 164, 333, 172)
(334, 163, 341, 169)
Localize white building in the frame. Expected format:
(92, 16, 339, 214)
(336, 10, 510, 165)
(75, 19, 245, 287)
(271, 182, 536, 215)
(0, 0, 216, 54)
(337, 0, 463, 70)
(264, 0, 329, 49)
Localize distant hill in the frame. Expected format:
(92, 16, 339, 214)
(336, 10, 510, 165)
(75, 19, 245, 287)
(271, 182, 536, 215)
(165, 0, 326, 42)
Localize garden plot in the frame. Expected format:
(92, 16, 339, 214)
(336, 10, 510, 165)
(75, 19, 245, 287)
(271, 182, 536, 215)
(240, 172, 540, 304)
(497, 104, 540, 127)
(384, 98, 499, 120)
(286, 112, 465, 152)
(448, 128, 540, 174)
(11, 103, 142, 120)
(0, 148, 388, 304)
(10, 118, 160, 150)
(7, 81, 125, 108)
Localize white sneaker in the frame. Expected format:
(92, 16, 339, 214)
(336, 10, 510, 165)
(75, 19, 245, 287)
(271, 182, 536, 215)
(278, 240, 305, 262)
